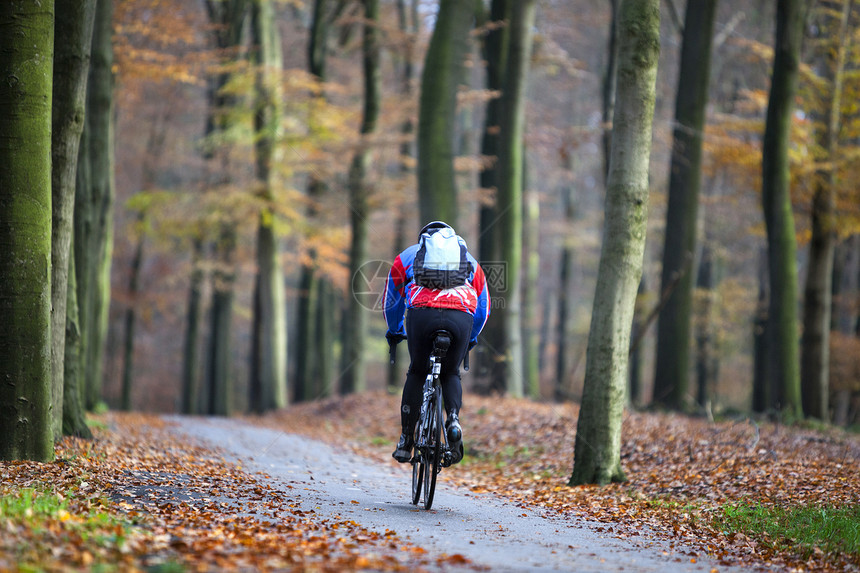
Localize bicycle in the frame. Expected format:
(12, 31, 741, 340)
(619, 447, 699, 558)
(390, 330, 465, 510)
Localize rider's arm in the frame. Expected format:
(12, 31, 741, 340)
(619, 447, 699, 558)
(470, 262, 490, 345)
(384, 253, 408, 337)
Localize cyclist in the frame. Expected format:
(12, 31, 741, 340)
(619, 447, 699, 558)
(383, 221, 490, 466)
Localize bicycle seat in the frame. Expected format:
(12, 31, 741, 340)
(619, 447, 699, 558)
(432, 330, 452, 355)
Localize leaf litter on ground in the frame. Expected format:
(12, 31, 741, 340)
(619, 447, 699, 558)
(257, 391, 860, 573)
(0, 413, 445, 572)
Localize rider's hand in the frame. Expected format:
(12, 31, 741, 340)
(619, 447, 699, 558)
(386, 332, 406, 346)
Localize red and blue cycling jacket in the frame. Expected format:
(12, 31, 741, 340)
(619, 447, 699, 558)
(384, 243, 490, 345)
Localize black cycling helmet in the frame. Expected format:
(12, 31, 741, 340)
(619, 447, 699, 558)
(419, 220, 453, 239)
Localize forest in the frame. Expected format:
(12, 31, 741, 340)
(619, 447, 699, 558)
(2, 0, 860, 480)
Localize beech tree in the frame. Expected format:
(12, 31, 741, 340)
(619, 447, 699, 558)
(570, 0, 660, 486)
(493, 0, 538, 397)
(0, 1, 56, 461)
(249, 0, 288, 413)
(416, 0, 474, 226)
(295, 0, 334, 402)
(340, 0, 381, 395)
(52, 0, 97, 437)
(653, 0, 719, 410)
(759, 0, 806, 418)
(203, 0, 248, 416)
(76, 0, 115, 411)
(800, 0, 853, 420)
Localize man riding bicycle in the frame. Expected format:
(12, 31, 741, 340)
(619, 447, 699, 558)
(383, 221, 490, 466)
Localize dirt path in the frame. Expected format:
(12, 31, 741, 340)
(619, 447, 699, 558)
(169, 416, 754, 572)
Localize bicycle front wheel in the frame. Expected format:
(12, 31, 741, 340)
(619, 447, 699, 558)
(423, 388, 443, 510)
(411, 458, 423, 505)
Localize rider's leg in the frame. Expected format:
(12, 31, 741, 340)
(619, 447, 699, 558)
(392, 309, 433, 463)
(437, 309, 472, 464)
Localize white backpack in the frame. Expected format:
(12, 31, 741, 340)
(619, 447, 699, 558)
(413, 227, 471, 289)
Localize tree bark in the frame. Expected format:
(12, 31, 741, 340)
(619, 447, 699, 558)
(473, 0, 510, 389)
(203, 0, 248, 416)
(63, 246, 93, 438)
(249, 0, 288, 413)
(478, 0, 510, 266)
(570, 0, 660, 486)
(417, 0, 473, 227)
(653, 0, 718, 410)
(181, 239, 204, 414)
(601, 0, 621, 182)
(340, 0, 381, 395)
(523, 176, 541, 399)
(0, 0, 56, 461)
(120, 222, 144, 411)
(752, 246, 770, 412)
(76, 0, 115, 411)
(761, 0, 806, 418)
(51, 0, 97, 437)
(494, 0, 537, 398)
(800, 0, 851, 421)
(296, 0, 333, 402)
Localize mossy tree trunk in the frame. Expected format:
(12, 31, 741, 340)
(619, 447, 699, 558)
(416, 0, 473, 227)
(653, 0, 718, 410)
(340, 0, 381, 395)
(181, 238, 204, 414)
(295, 0, 332, 403)
(249, 0, 288, 413)
(76, 0, 115, 411)
(570, 0, 660, 486)
(522, 172, 541, 399)
(203, 0, 248, 416)
(51, 0, 97, 437)
(801, 0, 851, 420)
(63, 247, 92, 438)
(476, 0, 510, 391)
(493, 0, 537, 398)
(761, 0, 806, 418)
(0, 0, 56, 461)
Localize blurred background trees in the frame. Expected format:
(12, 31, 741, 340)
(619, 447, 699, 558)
(3, 0, 860, 461)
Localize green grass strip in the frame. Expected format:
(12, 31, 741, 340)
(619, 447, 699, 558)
(714, 503, 860, 559)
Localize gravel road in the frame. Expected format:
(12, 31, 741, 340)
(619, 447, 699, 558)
(170, 416, 752, 573)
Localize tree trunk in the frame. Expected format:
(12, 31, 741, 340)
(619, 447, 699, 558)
(120, 223, 144, 411)
(76, 0, 115, 411)
(0, 1, 56, 461)
(522, 173, 541, 399)
(752, 246, 770, 412)
(417, 0, 473, 227)
(761, 0, 805, 418)
(208, 228, 236, 416)
(249, 0, 288, 413)
(555, 153, 577, 401)
(181, 239, 204, 414)
(653, 0, 718, 411)
(295, 0, 332, 403)
(203, 0, 248, 416)
(628, 277, 647, 407)
(601, 0, 620, 182)
(50, 0, 97, 438)
(695, 243, 721, 410)
(340, 0, 381, 395)
(570, 0, 660, 486)
(478, 0, 510, 265)
(63, 247, 93, 439)
(474, 0, 510, 390)
(801, 0, 851, 421)
(494, 0, 537, 398)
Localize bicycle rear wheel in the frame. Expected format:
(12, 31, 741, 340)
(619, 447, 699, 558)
(423, 388, 443, 510)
